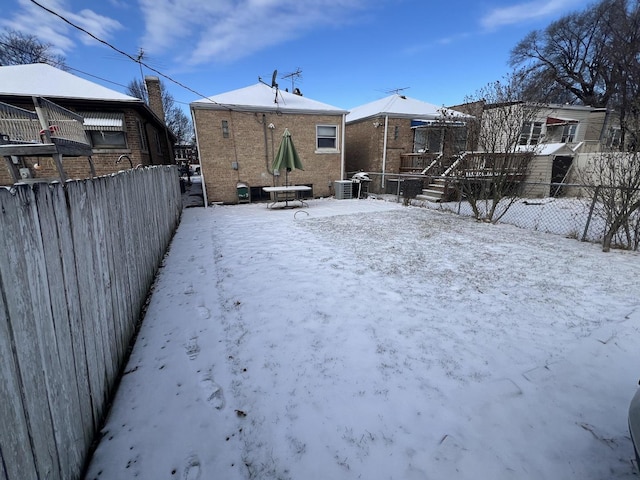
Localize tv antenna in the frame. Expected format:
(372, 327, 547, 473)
(136, 48, 148, 99)
(384, 86, 410, 95)
(282, 68, 303, 91)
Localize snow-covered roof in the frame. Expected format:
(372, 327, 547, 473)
(346, 94, 470, 123)
(0, 63, 141, 102)
(191, 83, 347, 115)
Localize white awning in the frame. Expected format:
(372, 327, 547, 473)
(80, 112, 125, 131)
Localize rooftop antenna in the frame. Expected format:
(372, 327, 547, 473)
(384, 87, 410, 96)
(136, 48, 148, 100)
(258, 69, 280, 103)
(282, 68, 303, 91)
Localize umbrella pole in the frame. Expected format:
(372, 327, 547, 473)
(285, 170, 289, 207)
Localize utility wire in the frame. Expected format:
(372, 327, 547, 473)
(28, 0, 218, 104)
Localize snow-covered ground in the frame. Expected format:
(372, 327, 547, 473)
(85, 197, 640, 480)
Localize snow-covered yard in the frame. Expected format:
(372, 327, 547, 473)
(85, 197, 640, 480)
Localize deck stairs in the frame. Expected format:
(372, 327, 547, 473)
(415, 176, 448, 202)
(415, 152, 470, 202)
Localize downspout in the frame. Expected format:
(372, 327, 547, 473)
(381, 115, 389, 188)
(191, 106, 208, 207)
(262, 114, 272, 179)
(341, 113, 346, 179)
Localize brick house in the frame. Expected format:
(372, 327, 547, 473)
(345, 94, 471, 181)
(190, 83, 348, 204)
(0, 63, 175, 185)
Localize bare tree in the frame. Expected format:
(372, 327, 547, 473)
(0, 29, 67, 69)
(510, 2, 613, 107)
(127, 78, 193, 144)
(456, 75, 540, 223)
(603, 0, 640, 150)
(579, 144, 640, 252)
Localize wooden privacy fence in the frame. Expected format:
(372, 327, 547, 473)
(0, 166, 182, 480)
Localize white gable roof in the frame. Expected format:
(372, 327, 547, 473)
(347, 94, 469, 123)
(0, 63, 140, 102)
(191, 83, 347, 115)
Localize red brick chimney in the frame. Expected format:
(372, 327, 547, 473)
(144, 76, 165, 122)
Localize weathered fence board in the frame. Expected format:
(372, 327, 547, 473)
(37, 184, 86, 477)
(4, 187, 61, 479)
(0, 272, 38, 480)
(0, 166, 182, 480)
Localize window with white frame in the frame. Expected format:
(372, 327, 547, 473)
(561, 124, 577, 143)
(518, 121, 543, 145)
(316, 125, 337, 151)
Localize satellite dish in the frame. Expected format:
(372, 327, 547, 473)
(271, 70, 278, 88)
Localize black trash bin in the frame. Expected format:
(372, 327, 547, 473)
(402, 178, 423, 199)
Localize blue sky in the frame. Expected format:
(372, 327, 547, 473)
(2, 0, 586, 112)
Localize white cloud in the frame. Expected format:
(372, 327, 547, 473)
(1, 0, 123, 54)
(137, 0, 367, 65)
(480, 0, 583, 30)
(70, 9, 124, 47)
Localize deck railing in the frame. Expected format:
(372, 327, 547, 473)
(0, 101, 41, 143)
(34, 97, 90, 146)
(0, 97, 91, 147)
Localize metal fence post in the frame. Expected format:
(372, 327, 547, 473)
(582, 185, 600, 242)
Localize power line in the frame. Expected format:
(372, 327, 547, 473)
(68, 66, 131, 89)
(28, 0, 218, 104)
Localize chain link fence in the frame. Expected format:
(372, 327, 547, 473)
(348, 172, 640, 251)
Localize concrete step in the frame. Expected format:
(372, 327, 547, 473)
(422, 187, 445, 196)
(416, 192, 443, 202)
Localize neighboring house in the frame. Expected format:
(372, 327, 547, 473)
(190, 83, 348, 204)
(174, 142, 198, 166)
(465, 102, 613, 197)
(512, 103, 609, 180)
(0, 63, 175, 185)
(345, 94, 471, 184)
(174, 142, 199, 176)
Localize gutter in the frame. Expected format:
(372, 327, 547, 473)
(341, 113, 346, 179)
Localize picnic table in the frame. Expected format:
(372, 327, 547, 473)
(262, 185, 311, 209)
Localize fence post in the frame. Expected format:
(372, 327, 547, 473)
(582, 185, 600, 242)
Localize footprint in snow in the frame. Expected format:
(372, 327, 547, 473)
(183, 455, 201, 480)
(185, 335, 200, 360)
(200, 373, 225, 410)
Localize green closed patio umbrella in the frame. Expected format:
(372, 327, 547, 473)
(272, 128, 304, 186)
